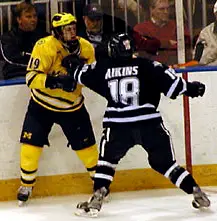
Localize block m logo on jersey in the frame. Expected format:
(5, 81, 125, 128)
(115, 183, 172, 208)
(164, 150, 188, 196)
(23, 132, 32, 140)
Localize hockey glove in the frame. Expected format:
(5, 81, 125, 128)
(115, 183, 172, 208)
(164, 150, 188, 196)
(185, 81, 205, 98)
(45, 75, 77, 92)
(62, 54, 85, 76)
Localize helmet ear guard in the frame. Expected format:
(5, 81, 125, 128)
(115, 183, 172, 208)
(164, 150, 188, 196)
(52, 26, 62, 40)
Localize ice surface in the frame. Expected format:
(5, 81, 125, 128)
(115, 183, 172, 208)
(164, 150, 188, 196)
(0, 187, 216, 221)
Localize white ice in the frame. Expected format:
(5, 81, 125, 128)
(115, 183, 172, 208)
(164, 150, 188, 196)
(0, 187, 216, 221)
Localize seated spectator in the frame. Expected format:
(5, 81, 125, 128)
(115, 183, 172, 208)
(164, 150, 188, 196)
(77, 3, 160, 61)
(192, 0, 217, 66)
(168, 0, 175, 19)
(0, 1, 48, 80)
(173, 0, 217, 68)
(116, 0, 147, 26)
(134, 0, 190, 65)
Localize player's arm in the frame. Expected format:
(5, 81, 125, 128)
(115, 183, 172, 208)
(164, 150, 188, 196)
(132, 30, 161, 55)
(151, 61, 205, 99)
(26, 41, 51, 89)
(26, 41, 75, 92)
(73, 62, 97, 87)
(86, 44, 95, 64)
(0, 32, 30, 65)
(79, 38, 96, 64)
(62, 53, 101, 89)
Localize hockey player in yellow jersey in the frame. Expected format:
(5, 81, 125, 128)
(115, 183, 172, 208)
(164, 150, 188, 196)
(17, 12, 98, 206)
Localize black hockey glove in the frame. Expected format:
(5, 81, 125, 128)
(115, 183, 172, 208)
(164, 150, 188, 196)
(45, 74, 77, 92)
(62, 54, 85, 76)
(184, 81, 205, 98)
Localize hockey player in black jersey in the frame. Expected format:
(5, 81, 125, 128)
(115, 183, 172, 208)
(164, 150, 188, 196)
(62, 33, 210, 217)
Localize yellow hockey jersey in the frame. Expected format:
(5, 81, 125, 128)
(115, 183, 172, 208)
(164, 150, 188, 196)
(26, 35, 95, 112)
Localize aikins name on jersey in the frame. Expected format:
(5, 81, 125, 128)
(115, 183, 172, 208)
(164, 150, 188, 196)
(105, 66, 138, 79)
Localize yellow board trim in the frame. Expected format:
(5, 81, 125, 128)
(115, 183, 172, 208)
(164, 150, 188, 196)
(1, 164, 217, 201)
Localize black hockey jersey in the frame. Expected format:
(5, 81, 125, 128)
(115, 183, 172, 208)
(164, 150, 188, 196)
(73, 57, 187, 127)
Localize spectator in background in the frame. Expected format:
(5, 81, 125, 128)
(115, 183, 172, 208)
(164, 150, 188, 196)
(192, 1, 217, 66)
(85, 0, 147, 26)
(173, 0, 217, 68)
(0, 1, 48, 80)
(134, 0, 190, 65)
(116, 0, 148, 25)
(168, 0, 176, 19)
(78, 3, 160, 61)
(118, 0, 144, 16)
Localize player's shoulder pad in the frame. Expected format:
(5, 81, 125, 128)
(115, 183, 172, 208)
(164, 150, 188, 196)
(35, 36, 52, 46)
(34, 36, 57, 54)
(152, 60, 170, 70)
(152, 60, 164, 67)
(78, 37, 95, 62)
(78, 36, 94, 48)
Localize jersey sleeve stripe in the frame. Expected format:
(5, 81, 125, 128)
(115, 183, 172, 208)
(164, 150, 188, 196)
(26, 73, 37, 87)
(166, 77, 180, 98)
(178, 78, 187, 95)
(74, 67, 84, 85)
(26, 70, 45, 87)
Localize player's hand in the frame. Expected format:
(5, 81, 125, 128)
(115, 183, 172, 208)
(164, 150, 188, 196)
(62, 54, 84, 74)
(169, 40, 177, 46)
(185, 81, 205, 98)
(45, 74, 77, 92)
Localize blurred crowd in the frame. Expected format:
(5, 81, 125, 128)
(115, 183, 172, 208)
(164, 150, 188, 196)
(0, 0, 217, 80)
